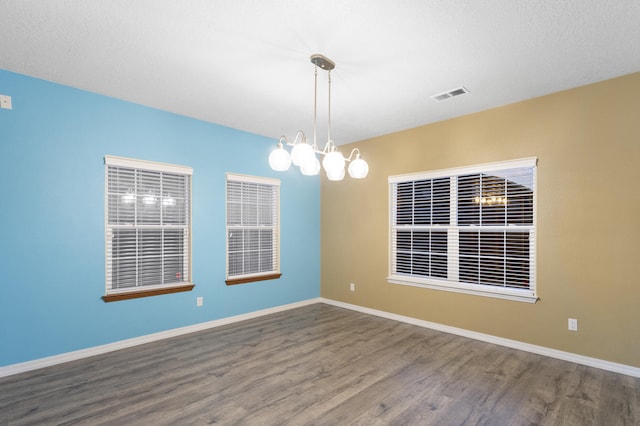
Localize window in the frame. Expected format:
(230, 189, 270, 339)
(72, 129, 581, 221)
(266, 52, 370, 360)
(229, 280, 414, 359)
(104, 156, 193, 302)
(226, 173, 281, 285)
(388, 158, 537, 303)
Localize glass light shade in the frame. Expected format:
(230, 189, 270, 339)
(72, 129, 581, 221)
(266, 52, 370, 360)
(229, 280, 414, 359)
(121, 191, 136, 204)
(348, 157, 369, 179)
(326, 165, 345, 181)
(290, 142, 315, 167)
(142, 192, 156, 205)
(300, 156, 321, 176)
(322, 150, 345, 176)
(268, 144, 291, 171)
(162, 195, 176, 207)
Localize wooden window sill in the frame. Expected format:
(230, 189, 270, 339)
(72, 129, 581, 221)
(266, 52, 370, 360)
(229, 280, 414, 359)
(102, 284, 195, 302)
(226, 273, 282, 286)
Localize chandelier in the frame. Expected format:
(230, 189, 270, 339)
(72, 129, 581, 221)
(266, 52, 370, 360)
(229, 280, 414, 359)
(269, 54, 369, 180)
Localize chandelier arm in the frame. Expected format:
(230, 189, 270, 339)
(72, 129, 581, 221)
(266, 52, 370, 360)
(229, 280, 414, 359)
(279, 130, 307, 147)
(294, 130, 306, 145)
(344, 148, 361, 162)
(319, 139, 336, 155)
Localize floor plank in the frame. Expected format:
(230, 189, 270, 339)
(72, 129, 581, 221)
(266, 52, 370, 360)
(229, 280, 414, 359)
(0, 304, 638, 425)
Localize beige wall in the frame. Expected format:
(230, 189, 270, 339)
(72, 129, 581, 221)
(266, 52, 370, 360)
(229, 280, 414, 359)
(321, 72, 640, 368)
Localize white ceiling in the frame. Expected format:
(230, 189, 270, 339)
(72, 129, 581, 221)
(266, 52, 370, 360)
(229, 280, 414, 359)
(1, 1, 639, 145)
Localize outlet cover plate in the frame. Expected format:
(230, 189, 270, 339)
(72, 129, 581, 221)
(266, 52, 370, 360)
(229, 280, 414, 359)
(0, 95, 12, 110)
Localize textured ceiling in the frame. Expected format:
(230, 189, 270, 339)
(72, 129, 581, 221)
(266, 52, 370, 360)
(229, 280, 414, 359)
(1, 1, 639, 145)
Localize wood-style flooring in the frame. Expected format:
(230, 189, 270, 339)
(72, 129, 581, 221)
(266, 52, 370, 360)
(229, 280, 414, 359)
(1, 303, 638, 425)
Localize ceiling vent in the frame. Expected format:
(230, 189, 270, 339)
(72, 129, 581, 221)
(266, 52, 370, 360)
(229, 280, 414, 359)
(431, 86, 470, 101)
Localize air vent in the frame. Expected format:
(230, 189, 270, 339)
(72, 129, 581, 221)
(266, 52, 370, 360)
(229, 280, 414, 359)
(431, 86, 470, 101)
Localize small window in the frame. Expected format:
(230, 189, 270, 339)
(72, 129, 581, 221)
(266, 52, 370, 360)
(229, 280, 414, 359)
(226, 173, 281, 285)
(388, 158, 537, 303)
(104, 156, 193, 302)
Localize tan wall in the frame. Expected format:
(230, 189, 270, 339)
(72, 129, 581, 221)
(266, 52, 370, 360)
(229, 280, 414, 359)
(320, 72, 640, 368)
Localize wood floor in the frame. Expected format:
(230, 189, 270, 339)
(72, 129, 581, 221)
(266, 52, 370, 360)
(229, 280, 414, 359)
(1, 304, 638, 425)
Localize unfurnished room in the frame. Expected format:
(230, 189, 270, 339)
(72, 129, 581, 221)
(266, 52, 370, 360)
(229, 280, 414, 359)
(0, 1, 639, 425)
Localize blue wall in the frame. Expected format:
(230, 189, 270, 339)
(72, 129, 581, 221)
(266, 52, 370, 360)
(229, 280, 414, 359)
(0, 70, 321, 366)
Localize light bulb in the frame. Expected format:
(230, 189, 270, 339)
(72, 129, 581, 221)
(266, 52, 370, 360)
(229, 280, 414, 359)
(347, 156, 369, 179)
(268, 143, 291, 171)
(142, 192, 156, 205)
(301, 156, 321, 176)
(290, 142, 315, 167)
(322, 150, 345, 176)
(162, 194, 176, 207)
(326, 166, 345, 181)
(121, 190, 136, 204)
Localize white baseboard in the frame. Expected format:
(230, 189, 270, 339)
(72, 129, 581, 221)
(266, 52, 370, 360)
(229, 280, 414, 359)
(0, 298, 322, 378)
(320, 298, 640, 379)
(3, 297, 638, 380)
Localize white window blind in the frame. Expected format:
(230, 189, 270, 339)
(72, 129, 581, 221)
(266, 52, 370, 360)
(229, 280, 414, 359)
(105, 156, 192, 295)
(226, 173, 280, 282)
(388, 158, 537, 303)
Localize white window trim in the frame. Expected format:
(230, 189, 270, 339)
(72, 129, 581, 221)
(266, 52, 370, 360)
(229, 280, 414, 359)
(104, 155, 192, 175)
(387, 158, 538, 303)
(104, 155, 193, 298)
(388, 157, 537, 183)
(225, 173, 281, 283)
(387, 276, 537, 303)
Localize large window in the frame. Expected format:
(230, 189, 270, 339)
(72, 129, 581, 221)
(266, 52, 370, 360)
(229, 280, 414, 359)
(104, 156, 193, 301)
(226, 173, 281, 285)
(388, 158, 537, 303)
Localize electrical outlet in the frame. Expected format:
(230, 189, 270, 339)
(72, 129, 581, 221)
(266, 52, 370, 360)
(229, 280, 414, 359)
(196, 297, 203, 307)
(0, 95, 12, 110)
(568, 318, 577, 331)
(350, 283, 355, 292)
